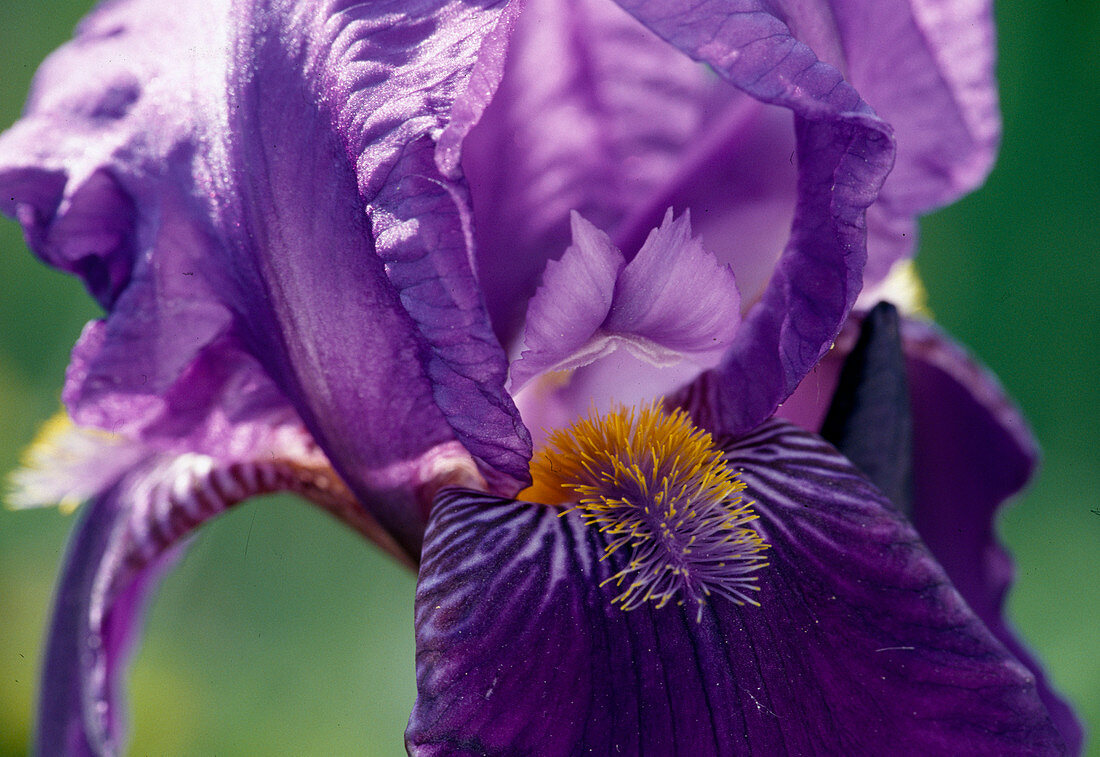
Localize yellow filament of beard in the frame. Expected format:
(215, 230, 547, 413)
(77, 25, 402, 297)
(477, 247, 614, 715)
(520, 403, 741, 510)
(520, 403, 770, 616)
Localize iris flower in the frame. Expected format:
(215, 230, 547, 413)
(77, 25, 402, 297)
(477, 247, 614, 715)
(0, 0, 1081, 754)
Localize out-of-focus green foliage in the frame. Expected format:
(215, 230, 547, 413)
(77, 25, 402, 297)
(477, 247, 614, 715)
(0, 1, 1096, 754)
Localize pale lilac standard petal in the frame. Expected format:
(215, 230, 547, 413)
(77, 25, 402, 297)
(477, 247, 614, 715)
(0, 1, 229, 314)
(0, 0, 241, 446)
(463, 0, 723, 343)
(2, 167, 135, 310)
(469, 0, 988, 332)
(508, 213, 625, 392)
(607, 208, 740, 365)
(617, 0, 896, 435)
(611, 100, 797, 314)
(315, 0, 528, 485)
(435, 0, 527, 178)
(63, 308, 231, 445)
(767, 0, 1000, 278)
(510, 210, 741, 394)
(409, 422, 1064, 755)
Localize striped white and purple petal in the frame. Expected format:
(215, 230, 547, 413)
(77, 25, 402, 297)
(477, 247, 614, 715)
(20, 421, 396, 757)
(408, 421, 1065, 755)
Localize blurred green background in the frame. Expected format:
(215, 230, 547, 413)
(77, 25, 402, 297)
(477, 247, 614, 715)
(0, 1, 1096, 755)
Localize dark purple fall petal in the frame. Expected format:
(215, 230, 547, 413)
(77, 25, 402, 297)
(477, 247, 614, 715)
(35, 444, 394, 756)
(903, 321, 1084, 752)
(409, 422, 1065, 755)
(38, 481, 163, 757)
(780, 314, 1083, 751)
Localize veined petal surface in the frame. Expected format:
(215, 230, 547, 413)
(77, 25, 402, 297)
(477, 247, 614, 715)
(33, 432, 391, 757)
(779, 313, 1083, 752)
(409, 421, 1064, 755)
(0, 0, 531, 557)
(510, 210, 740, 392)
(613, 0, 895, 434)
(769, 0, 1000, 279)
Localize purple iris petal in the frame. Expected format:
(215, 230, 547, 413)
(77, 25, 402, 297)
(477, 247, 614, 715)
(409, 421, 1064, 754)
(38, 478, 167, 757)
(510, 209, 740, 392)
(651, 8, 890, 433)
(464, 0, 997, 336)
(779, 313, 1083, 751)
(605, 0, 897, 434)
(773, 0, 1000, 280)
(0, 0, 532, 556)
(1, 0, 1065, 752)
(216, 0, 531, 537)
(903, 321, 1084, 752)
(464, 0, 735, 342)
(508, 211, 624, 392)
(34, 435, 398, 756)
(471, 0, 997, 433)
(820, 302, 913, 511)
(604, 209, 740, 364)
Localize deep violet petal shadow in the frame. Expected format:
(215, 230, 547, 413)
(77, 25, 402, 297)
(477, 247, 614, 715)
(903, 321, 1084, 753)
(820, 301, 912, 512)
(409, 421, 1064, 756)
